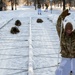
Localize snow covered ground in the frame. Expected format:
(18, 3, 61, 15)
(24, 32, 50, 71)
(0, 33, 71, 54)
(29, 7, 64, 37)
(0, 5, 75, 75)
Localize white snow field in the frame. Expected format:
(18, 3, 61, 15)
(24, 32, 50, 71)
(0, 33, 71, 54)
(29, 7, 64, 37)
(0, 6, 75, 75)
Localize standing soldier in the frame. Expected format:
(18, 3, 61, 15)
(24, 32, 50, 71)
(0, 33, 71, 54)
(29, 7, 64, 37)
(55, 9, 75, 75)
(44, 3, 48, 12)
(37, 2, 41, 15)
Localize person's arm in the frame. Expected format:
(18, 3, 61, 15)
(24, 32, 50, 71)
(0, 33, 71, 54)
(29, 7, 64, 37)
(56, 9, 70, 37)
(56, 15, 64, 37)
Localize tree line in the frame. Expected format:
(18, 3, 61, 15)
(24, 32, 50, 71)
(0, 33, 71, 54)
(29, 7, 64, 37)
(0, 0, 75, 11)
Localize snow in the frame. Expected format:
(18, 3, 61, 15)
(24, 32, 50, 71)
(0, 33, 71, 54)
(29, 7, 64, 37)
(0, 5, 75, 75)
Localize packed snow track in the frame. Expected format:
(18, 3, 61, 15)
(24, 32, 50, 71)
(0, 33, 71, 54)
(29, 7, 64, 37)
(0, 17, 61, 75)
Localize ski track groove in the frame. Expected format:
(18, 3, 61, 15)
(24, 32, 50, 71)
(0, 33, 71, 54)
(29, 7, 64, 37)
(0, 17, 60, 75)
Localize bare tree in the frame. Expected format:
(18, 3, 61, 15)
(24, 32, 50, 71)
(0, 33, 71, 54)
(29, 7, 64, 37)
(0, 0, 3, 11)
(11, 0, 14, 10)
(63, 0, 65, 10)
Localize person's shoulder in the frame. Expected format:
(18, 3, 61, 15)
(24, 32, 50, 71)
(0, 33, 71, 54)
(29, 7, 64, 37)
(72, 29, 75, 34)
(73, 29, 75, 32)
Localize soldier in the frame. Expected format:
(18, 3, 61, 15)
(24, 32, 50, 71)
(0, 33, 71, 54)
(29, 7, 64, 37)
(55, 9, 75, 75)
(44, 3, 48, 12)
(37, 2, 41, 15)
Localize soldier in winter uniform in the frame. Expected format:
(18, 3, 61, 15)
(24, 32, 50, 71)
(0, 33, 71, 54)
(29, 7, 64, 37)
(37, 3, 41, 15)
(44, 3, 48, 12)
(55, 9, 75, 75)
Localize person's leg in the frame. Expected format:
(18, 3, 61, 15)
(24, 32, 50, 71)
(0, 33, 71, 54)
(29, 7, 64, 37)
(72, 58, 75, 75)
(55, 58, 71, 75)
(46, 8, 48, 12)
(39, 9, 41, 15)
(38, 9, 39, 15)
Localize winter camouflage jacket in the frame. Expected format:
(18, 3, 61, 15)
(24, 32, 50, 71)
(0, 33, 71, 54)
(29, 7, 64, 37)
(37, 4, 41, 9)
(56, 15, 75, 58)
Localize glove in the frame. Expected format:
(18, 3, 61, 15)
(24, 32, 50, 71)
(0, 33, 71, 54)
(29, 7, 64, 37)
(60, 9, 70, 20)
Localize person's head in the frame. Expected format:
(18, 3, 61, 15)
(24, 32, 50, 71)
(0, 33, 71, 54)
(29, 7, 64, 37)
(65, 22, 73, 35)
(38, 2, 40, 4)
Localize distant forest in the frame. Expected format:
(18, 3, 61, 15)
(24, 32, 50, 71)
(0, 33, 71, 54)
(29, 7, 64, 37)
(0, 0, 75, 10)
